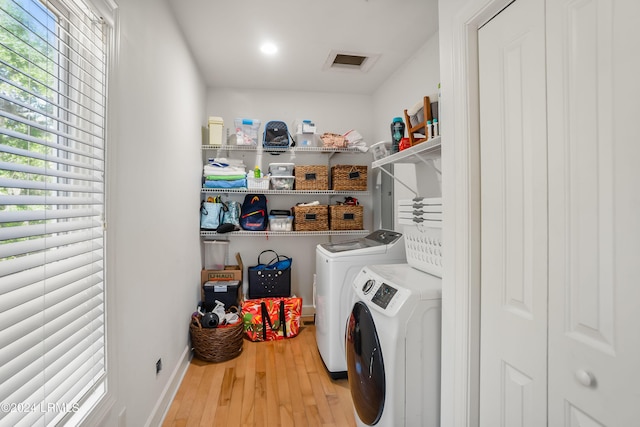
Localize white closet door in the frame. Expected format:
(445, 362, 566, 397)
(478, 0, 548, 426)
(546, 0, 640, 425)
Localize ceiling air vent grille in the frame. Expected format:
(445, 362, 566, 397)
(333, 54, 367, 67)
(324, 50, 379, 72)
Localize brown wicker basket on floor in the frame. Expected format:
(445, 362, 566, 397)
(331, 165, 368, 191)
(329, 205, 364, 230)
(190, 316, 244, 363)
(294, 165, 328, 190)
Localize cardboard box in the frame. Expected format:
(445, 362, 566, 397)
(201, 252, 243, 283)
(201, 253, 244, 304)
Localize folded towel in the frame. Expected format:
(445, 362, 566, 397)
(204, 174, 247, 181)
(203, 178, 247, 189)
(203, 165, 246, 176)
(207, 157, 246, 167)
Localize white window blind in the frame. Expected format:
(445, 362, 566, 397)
(0, 0, 108, 425)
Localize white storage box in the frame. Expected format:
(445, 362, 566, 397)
(208, 116, 224, 146)
(269, 163, 295, 176)
(235, 118, 261, 145)
(293, 119, 316, 134)
(268, 215, 293, 231)
(370, 141, 391, 161)
(247, 176, 270, 190)
(203, 240, 229, 270)
(270, 175, 295, 190)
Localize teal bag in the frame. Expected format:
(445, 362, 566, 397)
(200, 201, 224, 230)
(222, 200, 241, 227)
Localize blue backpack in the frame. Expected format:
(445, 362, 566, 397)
(240, 194, 268, 231)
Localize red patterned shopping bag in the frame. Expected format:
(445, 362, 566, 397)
(241, 297, 302, 341)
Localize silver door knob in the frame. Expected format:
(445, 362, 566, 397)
(575, 370, 596, 387)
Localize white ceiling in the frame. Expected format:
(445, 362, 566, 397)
(167, 0, 439, 95)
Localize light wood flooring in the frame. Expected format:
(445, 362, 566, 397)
(162, 318, 356, 427)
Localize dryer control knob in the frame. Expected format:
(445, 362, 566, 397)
(363, 279, 375, 294)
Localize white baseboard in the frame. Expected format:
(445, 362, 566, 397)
(145, 345, 191, 427)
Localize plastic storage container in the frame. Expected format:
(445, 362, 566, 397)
(203, 280, 241, 310)
(370, 141, 391, 161)
(203, 240, 229, 270)
(268, 215, 294, 231)
(208, 116, 224, 146)
(270, 175, 295, 190)
(269, 163, 295, 176)
(247, 176, 270, 190)
(234, 118, 261, 145)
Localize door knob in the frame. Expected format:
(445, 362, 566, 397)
(575, 369, 596, 387)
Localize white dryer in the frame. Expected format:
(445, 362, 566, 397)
(315, 230, 405, 378)
(346, 264, 442, 426)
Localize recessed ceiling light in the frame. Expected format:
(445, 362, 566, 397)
(260, 42, 278, 55)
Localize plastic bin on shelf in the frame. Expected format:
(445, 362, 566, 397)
(247, 176, 270, 190)
(270, 176, 295, 190)
(208, 116, 224, 146)
(234, 118, 261, 145)
(269, 163, 295, 176)
(268, 215, 294, 231)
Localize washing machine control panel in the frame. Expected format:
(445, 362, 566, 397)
(353, 269, 411, 317)
(365, 229, 402, 245)
(371, 283, 398, 309)
(362, 279, 375, 294)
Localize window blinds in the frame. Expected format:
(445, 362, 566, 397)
(0, 0, 108, 424)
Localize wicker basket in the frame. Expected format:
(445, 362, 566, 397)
(294, 165, 328, 190)
(329, 205, 364, 230)
(320, 132, 347, 148)
(293, 205, 329, 231)
(190, 316, 244, 363)
(331, 165, 368, 191)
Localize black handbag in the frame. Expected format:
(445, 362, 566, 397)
(248, 250, 292, 299)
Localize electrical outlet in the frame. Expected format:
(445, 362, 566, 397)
(155, 358, 162, 375)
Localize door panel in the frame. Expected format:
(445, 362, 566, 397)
(547, 0, 640, 424)
(478, 0, 547, 425)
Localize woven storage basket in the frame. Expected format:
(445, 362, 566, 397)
(190, 317, 244, 363)
(293, 205, 329, 231)
(320, 132, 346, 148)
(329, 205, 364, 230)
(294, 165, 329, 190)
(331, 165, 368, 191)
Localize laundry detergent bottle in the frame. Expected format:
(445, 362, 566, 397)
(390, 117, 405, 154)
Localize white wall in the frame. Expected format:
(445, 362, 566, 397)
(372, 33, 441, 229)
(205, 89, 374, 312)
(101, 0, 205, 425)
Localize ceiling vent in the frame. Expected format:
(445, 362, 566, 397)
(323, 50, 380, 72)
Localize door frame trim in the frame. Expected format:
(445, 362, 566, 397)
(440, 0, 515, 426)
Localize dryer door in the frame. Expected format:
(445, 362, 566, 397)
(346, 301, 385, 425)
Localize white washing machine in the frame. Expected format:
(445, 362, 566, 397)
(315, 230, 406, 378)
(346, 264, 442, 426)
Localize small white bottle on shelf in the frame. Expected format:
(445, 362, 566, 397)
(426, 120, 432, 139)
(433, 118, 439, 137)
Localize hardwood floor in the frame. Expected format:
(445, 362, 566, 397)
(162, 318, 356, 427)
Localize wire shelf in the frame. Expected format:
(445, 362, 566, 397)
(201, 188, 370, 195)
(200, 230, 370, 238)
(202, 145, 365, 154)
